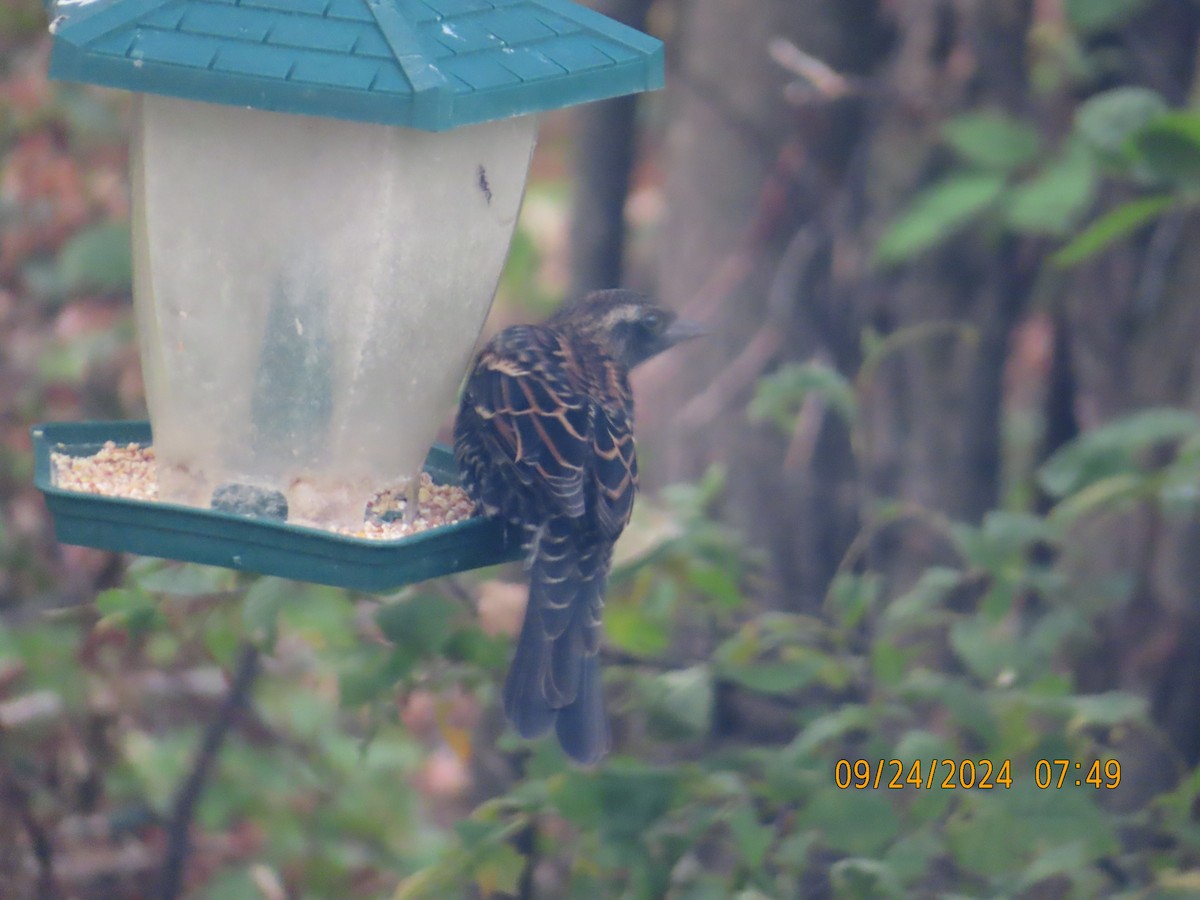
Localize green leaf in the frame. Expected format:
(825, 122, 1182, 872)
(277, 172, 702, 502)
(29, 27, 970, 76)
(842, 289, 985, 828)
(1004, 143, 1097, 236)
(949, 616, 1015, 683)
(773, 831, 817, 868)
(715, 615, 852, 695)
(640, 665, 714, 740)
(686, 563, 745, 610)
(605, 595, 671, 658)
(952, 511, 1061, 570)
(870, 641, 910, 684)
(1047, 473, 1145, 526)
(593, 764, 680, 845)
(197, 868, 265, 900)
(1134, 111, 1200, 184)
(829, 858, 905, 899)
(56, 222, 132, 294)
(278, 584, 354, 649)
(1053, 193, 1174, 265)
(883, 828, 944, 886)
(95, 587, 161, 634)
(203, 608, 240, 668)
(1159, 433, 1200, 515)
(1073, 86, 1169, 158)
(374, 592, 455, 657)
(942, 110, 1041, 171)
(443, 626, 508, 669)
(242, 577, 292, 651)
(982, 510, 1061, 550)
(803, 788, 899, 856)
(876, 173, 1007, 265)
(95, 587, 144, 617)
(881, 567, 961, 628)
(979, 577, 1020, 621)
(549, 770, 603, 828)
(473, 843, 525, 898)
(1039, 407, 1200, 496)
(946, 784, 1117, 879)
(826, 572, 881, 629)
(1066, 0, 1149, 33)
(726, 804, 774, 869)
(892, 728, 955, 764)
(337, 645, 404, 707)
(788, 705, 874, 758)
(131, 561, 235, 597)
(1064, 690, 1146, 728)
(892, 731, 956, 822)
(749, 361, 857, 432)
(900, 671, 998, 745)
(121, 730, 196, 815)
(719, 658, 821, 695)
(1017, 842, 1105, 897)
(860, 327, 885, 362)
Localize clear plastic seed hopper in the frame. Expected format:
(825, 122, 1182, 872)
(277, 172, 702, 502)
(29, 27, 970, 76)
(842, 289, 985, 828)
(33, 0, 663, 590)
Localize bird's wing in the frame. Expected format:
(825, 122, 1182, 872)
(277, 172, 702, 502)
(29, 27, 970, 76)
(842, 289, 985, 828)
(466, 326, 591, 519)
(589, 358, 637, 540)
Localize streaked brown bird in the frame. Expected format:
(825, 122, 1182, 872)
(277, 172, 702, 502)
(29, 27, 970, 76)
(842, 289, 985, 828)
(454, 289, 702, 763)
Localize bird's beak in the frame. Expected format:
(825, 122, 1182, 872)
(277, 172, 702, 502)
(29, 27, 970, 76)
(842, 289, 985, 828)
(664, 318, 708, 346)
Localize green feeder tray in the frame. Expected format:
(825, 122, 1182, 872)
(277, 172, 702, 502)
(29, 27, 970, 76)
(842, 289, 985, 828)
(33, 420, 523, 591)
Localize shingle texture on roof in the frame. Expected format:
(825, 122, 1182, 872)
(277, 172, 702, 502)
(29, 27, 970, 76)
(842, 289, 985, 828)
(47, 0, 663, 130)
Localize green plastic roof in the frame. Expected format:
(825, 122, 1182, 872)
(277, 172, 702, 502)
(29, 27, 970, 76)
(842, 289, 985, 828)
(47, 0, 663, 131)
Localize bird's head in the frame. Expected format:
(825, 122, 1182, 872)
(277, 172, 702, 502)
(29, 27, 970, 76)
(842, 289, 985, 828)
(549, 289, 705, 369)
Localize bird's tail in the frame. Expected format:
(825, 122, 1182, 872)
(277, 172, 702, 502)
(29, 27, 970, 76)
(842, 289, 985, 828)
(503, 518, 611, 764)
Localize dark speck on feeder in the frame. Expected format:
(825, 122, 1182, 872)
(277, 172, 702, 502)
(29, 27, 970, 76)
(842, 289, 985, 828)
(477, 164, 492, 205)
(212, 483, 289, 521)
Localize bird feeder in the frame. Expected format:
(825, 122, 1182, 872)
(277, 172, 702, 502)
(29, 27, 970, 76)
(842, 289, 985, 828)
(33, 0, 663, 589)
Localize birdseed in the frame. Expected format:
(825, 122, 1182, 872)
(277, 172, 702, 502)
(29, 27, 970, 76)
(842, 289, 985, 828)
(53, 442, 158, 501)
(51, 441, 475, 540)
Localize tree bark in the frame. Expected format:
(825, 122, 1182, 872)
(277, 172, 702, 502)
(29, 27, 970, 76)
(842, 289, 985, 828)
(567, 0, 656, 297)
(643, 0, 1028, 601)
(639, 0, 888, 606)
(642, 0, 1200, 757)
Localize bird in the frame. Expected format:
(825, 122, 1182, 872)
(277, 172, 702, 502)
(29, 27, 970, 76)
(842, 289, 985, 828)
(454, 289, 703, 764)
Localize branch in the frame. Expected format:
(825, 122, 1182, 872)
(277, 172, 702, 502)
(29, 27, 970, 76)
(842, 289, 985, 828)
(0, 755, 58, 899)
(158, 642, 261, 900)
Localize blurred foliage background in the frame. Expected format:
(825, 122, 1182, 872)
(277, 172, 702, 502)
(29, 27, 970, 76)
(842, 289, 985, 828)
(5, 0, 1200, 898)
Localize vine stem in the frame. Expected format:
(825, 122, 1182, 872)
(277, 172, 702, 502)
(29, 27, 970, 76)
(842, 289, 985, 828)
(158, 642, 261, 900)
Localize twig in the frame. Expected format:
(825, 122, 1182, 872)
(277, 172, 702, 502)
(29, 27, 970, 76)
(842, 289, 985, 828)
(828, 500, 965, 585)
(158, 642, 261, 900)
(439, 575, 479, 613)
(676, 224, 822, 429)
(1135, 204, 1187, 316)
(0, 754, 58, 899)
(514, 816, 538, 900)
(600, 647, 686, 671)
(639, 142, 813, 414)
(768, 37, 856, 100)
(677, 323, 784, 428)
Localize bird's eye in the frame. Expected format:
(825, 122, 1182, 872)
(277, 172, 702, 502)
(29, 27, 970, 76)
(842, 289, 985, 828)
(642, 311, 663, 332)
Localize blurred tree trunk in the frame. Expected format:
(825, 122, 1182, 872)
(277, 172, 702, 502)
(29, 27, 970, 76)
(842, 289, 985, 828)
(1054, 5, 1200, 764)
(641, 0, 1021, 603)
(639, 0, 1200, 756)
(638, 0, 878, 606)
(567, 0, 655, 297)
